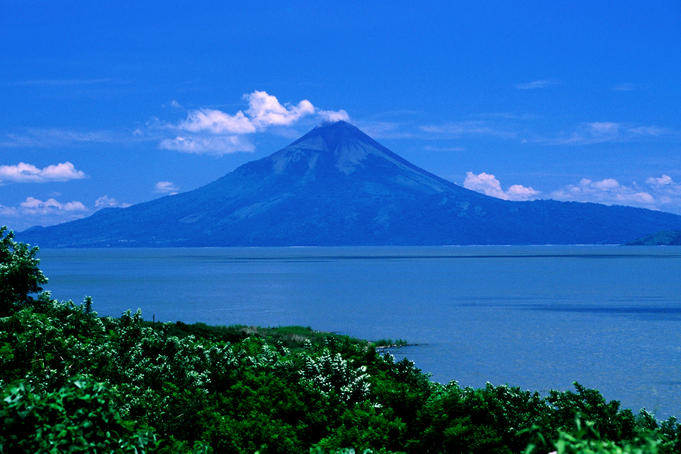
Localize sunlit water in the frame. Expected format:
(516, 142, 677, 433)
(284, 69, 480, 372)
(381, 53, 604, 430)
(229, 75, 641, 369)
(38, 246, 681, 418)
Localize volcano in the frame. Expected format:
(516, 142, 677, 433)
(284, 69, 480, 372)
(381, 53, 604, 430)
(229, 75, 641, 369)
(19, 121, 681, 247)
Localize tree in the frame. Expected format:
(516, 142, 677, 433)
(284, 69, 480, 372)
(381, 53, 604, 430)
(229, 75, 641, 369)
(0, 226, 47, 315)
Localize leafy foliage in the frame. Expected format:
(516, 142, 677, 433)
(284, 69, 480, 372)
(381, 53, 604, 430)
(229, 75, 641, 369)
(0, 377, 157, 452)
(0, 226, 47, 316)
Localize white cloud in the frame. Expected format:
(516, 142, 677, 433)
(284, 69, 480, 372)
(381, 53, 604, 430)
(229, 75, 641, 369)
(550, 178, 655, 207)
(0, 162, 86, 183)
(19, 197, 87, 214)
(463, 172, 540, 201)
(464, 172, 505, 198)
(159, 135, 255, 155)
(95, 195, 130, 209)
(646, 174, 674, 187)
(175, 90, 348, 135)
(515, 80, 557, 90)
(245, 91, 315, 127)
(154, 181, 179, 195)
(506, 184, 540, 200)
(179, 109, 256, 134)
(643, 175, 681, 207)
(1, 194, 135, 230)
(591, 178, 619, 190)
(0, 197, 90, 230)
(546, 174, 681, 212)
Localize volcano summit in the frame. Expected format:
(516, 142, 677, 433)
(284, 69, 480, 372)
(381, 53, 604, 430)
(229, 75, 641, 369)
(19, 121, 681, 247)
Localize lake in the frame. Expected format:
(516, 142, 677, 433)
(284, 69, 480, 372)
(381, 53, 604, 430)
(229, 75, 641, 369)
(38, 246, 681, 418)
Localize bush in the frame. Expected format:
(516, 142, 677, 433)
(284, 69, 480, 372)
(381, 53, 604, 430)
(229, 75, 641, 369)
(0, 377, 157, 452)
(0, 226, 47, 316)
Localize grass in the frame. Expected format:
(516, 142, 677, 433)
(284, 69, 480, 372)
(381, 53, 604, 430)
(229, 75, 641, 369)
(142, 319, 408, 350)
(371, 338, 409, 348)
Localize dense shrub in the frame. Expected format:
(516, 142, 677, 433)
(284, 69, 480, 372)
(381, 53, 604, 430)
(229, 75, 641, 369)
(0, 377, 157, 452)
(0, 226, 46, 316)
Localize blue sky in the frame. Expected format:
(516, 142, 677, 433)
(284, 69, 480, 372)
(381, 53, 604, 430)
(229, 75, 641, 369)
(2, 1, 681, 230)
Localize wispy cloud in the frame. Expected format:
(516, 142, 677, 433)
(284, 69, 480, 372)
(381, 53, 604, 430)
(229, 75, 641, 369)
(539, 122, 674, 146)
(0, 128, 118, 148)
(159, 135, 255, 155)
(154, 181, 179, 195)
(421, 121, 516, 139)
(463, 172, 540, 201)
(161, 90, 349, 155)
(0, 162, 86, 184)
(1, 78, 121, 87)
(356, 121, 414, 139)
(474, 112, 537, 121)
(514, 80, 558, 90)
(166, 99, 183, 109)
(423, 145, 465, 152)
(613, 83, 636, 92)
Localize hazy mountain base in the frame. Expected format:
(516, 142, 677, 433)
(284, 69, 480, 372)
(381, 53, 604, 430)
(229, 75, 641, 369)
(627, 229, 681, 245)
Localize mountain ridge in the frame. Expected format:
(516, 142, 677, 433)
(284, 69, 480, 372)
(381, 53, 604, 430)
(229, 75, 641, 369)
(18, 121, 681, 247)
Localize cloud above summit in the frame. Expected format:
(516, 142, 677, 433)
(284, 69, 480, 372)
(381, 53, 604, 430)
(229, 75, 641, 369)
(162, 90, 349, 155)
(179, 91, 349, 132)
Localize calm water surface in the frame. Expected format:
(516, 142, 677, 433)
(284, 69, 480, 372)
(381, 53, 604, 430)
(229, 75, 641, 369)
(38, 246, 681, 418)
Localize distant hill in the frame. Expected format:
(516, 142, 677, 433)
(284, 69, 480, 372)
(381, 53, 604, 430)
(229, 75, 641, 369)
(19, 121, 681, 247)
(626, 230, 681, 245)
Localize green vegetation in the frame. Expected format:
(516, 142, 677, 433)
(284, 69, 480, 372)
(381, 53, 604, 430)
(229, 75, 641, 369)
(0, 226, 47, 317)
(626, 229, 681, 246)
(2, 228, 681, 453)
(154, 322, 400, 350)
(371, 339, 409, 349)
